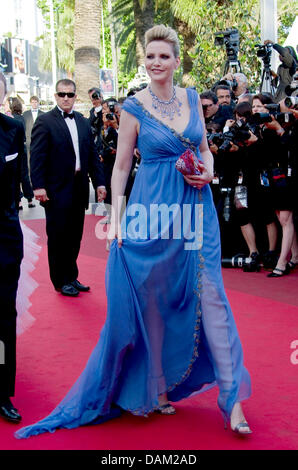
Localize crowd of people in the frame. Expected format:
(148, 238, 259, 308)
(5, 40, 297, 279)
(84, 40, 298, 279)
(0, 25, 297, 440)
(198, 42, 298, 277)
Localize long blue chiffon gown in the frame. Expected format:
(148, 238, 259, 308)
(15, 88, 251, 439)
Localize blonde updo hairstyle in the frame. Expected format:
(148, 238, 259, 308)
(145, 24, 180, 58)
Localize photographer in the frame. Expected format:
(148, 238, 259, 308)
(251, 93, 298, 277)
(264, 40, 297, 103)
(200, 90, 234, 131)
(88, 87, 103, 153)
(206, 107, 251, 259)
(100, 99, 119, 205)
(220, 73, 249, 102)
(228, 100, 279, 271)
(214, 84, 235, 109)
(278, 94, 298, 268)
(237, 93, 254, 105)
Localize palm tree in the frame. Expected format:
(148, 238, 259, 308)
(133, 0, 154, 66)
(111, 0, 155, 73)
(174, 18, 196, 87)
(74, 0, 101, 102)
(36, 0, 75, 77)
(111, 0, 197, 84)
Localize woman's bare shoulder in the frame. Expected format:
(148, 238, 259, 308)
(134, 88, 148, 102)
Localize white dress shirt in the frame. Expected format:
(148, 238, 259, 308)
(58, 106, 81, 172)
(31, 108, 38, 122)
(94, 105, 102, 116)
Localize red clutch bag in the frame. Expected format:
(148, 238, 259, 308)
(175, 148, 202, 176)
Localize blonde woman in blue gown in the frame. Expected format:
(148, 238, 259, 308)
(16, 25, 252, 439)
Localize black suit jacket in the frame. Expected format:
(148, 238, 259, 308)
(23, 109, 44, 148)
(30, 106, 105, 209)
(0, 112, 23, 283)
(0, 113, 24, 215)
(0, 113, 24, 398)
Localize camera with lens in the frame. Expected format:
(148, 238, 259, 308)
(218, 119, 251, 152)
(108, 101, 115, 113)
(255, 43, 272, 66)
(221, 254, 254, 268)
(285, 72, 298, 99)
(220, 187, 233, 222)
(250, 106, 296, 125)
(206, 132, 225, 147)
(91, 91, 101, 100)
(215, 28, 240, 62)
(285, 96, 298, 109)
(217, 78, 238, 91)
(105, 101, 117, 121)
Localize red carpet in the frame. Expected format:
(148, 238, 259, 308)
(1, 215, 298, 450)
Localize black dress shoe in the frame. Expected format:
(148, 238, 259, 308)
(71, 280, 90, 292)
(0, 399, 22, 423)
(56, 284, 79, 296)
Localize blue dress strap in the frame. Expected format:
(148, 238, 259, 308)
(186, 87, 199, 110)
(122, 97, 143, 121)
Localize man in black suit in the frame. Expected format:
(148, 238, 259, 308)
(0, 72, 23, 423)
(31, 79, 106, 297)
(88, 87, 103, 148)
(88, 88, 104, 203)
(23, 96, 44, 155)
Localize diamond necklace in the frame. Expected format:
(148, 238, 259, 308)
(148, 85, 182, 120)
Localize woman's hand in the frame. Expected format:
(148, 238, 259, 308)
(107, 221, 122, 248)
(183, 161, 213, 190)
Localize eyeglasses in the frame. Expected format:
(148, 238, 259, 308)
(56, 92, 76, 98)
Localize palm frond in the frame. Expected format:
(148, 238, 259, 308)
(123, 36, 137, 73)
(116, 21, 135, 46)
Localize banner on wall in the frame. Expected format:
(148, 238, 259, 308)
(100, 69, 115, 97)
(11, 38, 27, 74)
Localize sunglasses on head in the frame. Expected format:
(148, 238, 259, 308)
(57, 92, 76, 98)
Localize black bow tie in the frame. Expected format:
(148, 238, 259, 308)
(63, 112, 74, 119)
